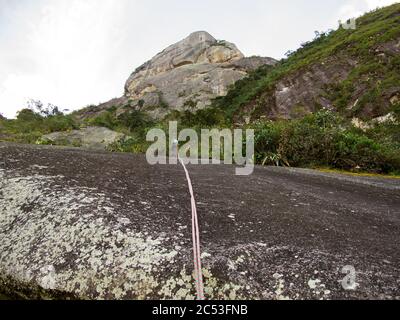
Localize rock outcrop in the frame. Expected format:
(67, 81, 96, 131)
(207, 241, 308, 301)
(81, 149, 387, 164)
(239, 55, 359, 121)
(240, 47, 400, 122)
(1, 143, 399, 300)
(40, 127, 126, 150)
(90, 31, 276, 120)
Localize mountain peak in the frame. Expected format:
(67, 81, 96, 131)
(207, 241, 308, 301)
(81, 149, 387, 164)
(91, 32, 277, 120)
(187, 31, 216, 43)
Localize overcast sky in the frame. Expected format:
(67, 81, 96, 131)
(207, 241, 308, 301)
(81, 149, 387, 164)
(0, 0, 398, 118)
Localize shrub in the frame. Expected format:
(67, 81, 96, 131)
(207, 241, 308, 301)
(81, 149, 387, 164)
(251, 110, 400, 174)
(164, 108, 226, 128)
(0, 104, 78, 144)
(88, 111, 118, 129)
(107, 137, 149, 154)
(253, 121, 283, 164)
(117, 110, 153, 132)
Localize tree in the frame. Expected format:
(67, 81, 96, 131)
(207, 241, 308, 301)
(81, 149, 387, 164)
(16, 108, 42, 122)
(27, 99, 63, 117)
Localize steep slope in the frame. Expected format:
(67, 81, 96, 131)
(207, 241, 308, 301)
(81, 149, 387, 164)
(1, 143, 400, 300)
(79, 31, 276, 121)
(211, 4, 400, 123)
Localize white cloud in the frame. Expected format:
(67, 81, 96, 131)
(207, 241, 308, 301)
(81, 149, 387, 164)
(0, 0, 129, 118)
(334, 0, 398, 23)
(365, 0, 399, 9)
(0, 74, 54, 115)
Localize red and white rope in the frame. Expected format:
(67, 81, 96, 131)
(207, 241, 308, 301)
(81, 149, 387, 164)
(178, 157, 205, 300)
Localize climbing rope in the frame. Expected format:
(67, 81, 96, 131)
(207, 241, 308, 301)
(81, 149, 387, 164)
(177, 148, 205, 300)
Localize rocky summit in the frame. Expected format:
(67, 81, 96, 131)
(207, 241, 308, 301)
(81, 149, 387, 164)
(89, 31, 276, 120)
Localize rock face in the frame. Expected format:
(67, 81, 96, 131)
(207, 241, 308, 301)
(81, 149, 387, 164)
(240, 55, 358, 121)
(92, 31, 276, 120)
(1, 143, 400, 300)
(41, 127, 126, 150)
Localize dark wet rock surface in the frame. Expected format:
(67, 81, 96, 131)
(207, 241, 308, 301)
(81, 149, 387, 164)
(0, 143, 399, 300)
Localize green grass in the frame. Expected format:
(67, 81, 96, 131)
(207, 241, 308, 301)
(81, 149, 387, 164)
(316, 168, 400, 179)
(0, 109, 78, 144)
(249, 110, 400, 175)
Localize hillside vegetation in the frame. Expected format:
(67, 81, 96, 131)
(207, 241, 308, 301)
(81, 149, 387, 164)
(211, 3, 400, 122)
(0, 102, 77, 144)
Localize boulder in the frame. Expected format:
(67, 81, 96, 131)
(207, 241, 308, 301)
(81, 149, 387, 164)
(40, 127, 126, 150)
